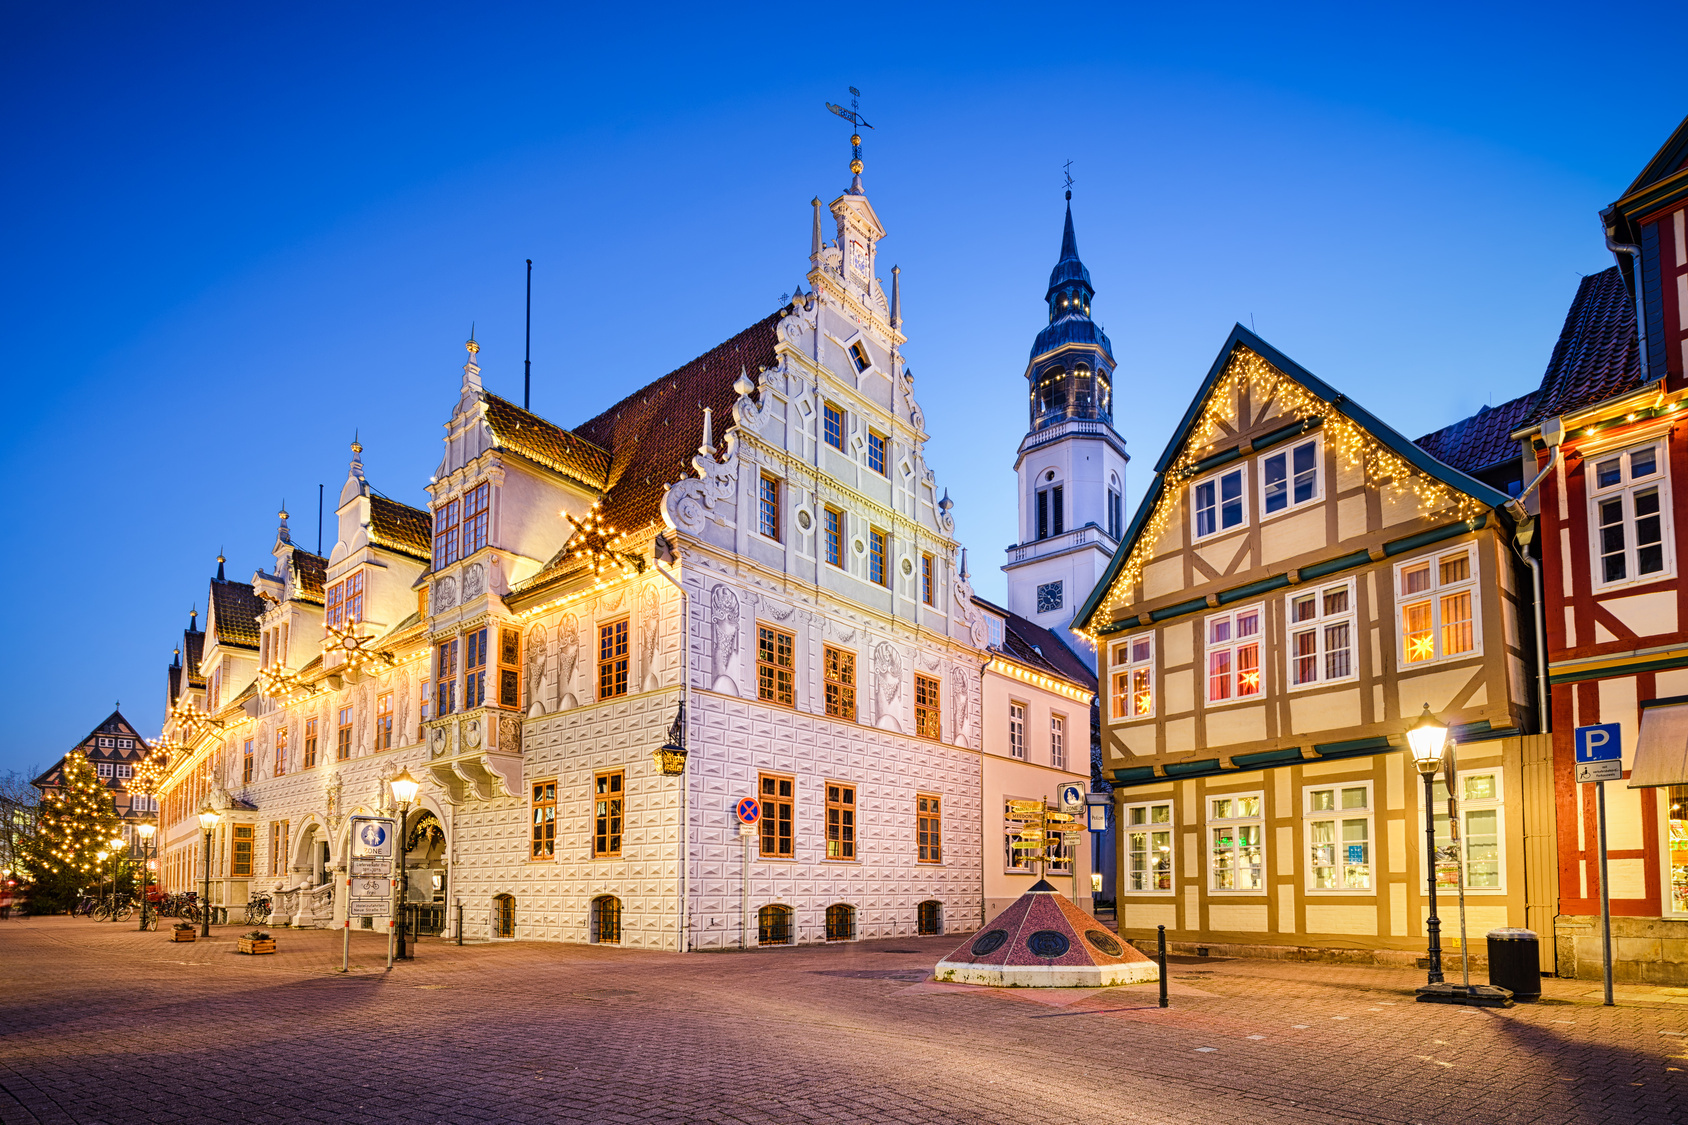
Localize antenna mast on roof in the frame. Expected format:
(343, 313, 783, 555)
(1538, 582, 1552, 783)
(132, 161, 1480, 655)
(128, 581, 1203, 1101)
(318, 483, 324, 556)
(524, 258, 533, 411)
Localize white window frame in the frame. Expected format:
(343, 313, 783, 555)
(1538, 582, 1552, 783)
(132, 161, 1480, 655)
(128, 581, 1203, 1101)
(96, 762, 114, 778)
(1285, 578, 1357, 690)
(1395, 544, 1481, 669)
(1204, 602, 1265, 706)
(1420, 768, 1507, 896)
(757, 473, 781, 542)
(116, 764, 133, 779)
(1588, 439, 1674, 591)
(1050, 713, 1066, 770)
(1303, 781, 1374, 894)
(1110, 634, 1156, 720)
(1008, 702, 1026, 760)
(1207, 791, 1266, 893)
(1259, 434, 1323, 519)
(1123, 800, 1175, 895)
(1191, 463, 1248, 541)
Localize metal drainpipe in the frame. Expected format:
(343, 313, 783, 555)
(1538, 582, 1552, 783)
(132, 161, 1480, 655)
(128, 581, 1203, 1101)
(1606, 234, 1651, 380)
(1507, 417, 1563, 735)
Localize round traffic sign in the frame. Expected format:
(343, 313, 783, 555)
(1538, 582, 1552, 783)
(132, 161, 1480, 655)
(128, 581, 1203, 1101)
(735, 796, 761, 825)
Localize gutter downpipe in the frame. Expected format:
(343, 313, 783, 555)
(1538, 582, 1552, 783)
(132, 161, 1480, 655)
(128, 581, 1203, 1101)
(1508, 415, 1564, 735)
(653, 550, 690, 954)
(1605, 234, 1651, 381)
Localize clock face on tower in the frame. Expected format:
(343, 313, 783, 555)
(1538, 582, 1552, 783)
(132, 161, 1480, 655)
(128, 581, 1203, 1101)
(848, 238, 869, 278)
(1037, 581, 1064, 614)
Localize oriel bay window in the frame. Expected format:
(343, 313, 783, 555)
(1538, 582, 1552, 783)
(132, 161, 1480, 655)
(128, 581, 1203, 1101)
(1111, 635, 1154, 719)
(1591, 441, 1671, 587)
(1206, 604, 1263, 703)
(759, 773, 794, 858)
(598, 619, 629, 699)
(464, 627, 488, 710)
(498, 627, 521, 709)
(1208, 793, 1264, 891)
(325, 570, 364, 629)
(1397, 545, 1479, 666)
(432, 497, 461, 569)
(1124, 802, 1173, 893)
(531, 781, 556, 859)
(1305, 783, 1372, 891)
(823, 645, 856, 721)
(1287, 579, 1355, 688)
(757, 625, 795, 707)
(592, 772, 623, 858)
(460, 482, 490, 557)
(914, 673, 941, 740)
(436, 640, 459, 715)
(825, 783, 856, 859)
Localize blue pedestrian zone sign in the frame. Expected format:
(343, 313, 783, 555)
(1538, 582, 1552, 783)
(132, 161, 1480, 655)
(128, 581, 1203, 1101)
(1575, 723, 1622, 762)
(1346, 844, 1365, 864)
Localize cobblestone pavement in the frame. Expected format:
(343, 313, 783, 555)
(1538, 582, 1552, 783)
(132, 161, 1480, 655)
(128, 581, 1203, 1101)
(1, 916, 1684, 1124)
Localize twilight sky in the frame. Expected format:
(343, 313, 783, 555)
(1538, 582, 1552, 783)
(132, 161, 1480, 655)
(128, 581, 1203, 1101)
(3, 2, 1684, 776)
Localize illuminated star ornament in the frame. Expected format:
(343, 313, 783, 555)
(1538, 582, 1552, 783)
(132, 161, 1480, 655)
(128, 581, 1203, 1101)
(168, 697, 222, 735)
(324, 621, 395, 674)
(257, 664, 316, 701)
(564, 499, 645, 588)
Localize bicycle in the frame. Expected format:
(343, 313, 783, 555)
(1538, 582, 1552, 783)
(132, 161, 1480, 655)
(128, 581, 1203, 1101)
(243, 894, 272, 925)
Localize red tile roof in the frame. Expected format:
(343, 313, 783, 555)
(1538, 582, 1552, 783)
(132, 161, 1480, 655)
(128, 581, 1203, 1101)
(209, 578, 264, 650)
(368, 493, 431, 562)
(1414, 391, 1535, 476)
(482, 393, 611, 490)
(1530, 266, 1644, 421)
(289, 548, 326, 603)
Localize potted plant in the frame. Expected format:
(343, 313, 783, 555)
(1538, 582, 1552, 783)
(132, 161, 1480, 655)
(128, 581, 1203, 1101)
(237, 929, 276, 955)
(171, 922, 196, 943)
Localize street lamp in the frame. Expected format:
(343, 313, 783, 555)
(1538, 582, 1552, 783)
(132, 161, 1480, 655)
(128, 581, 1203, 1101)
(1406, 703, 1448, 987)
(94, 851, 107, 918)
(389, 769, 420, 960)
(109, 836, 125, 920)
(136, 823, 156, 931)
(197, 807, 221, 937)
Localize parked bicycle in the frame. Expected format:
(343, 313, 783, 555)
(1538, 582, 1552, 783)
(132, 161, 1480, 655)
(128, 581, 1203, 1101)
(243, 893, 272, 925)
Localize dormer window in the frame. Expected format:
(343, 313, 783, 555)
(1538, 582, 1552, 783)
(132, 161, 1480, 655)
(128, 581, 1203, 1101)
(433, 498, 461, 569)
(849, 342, 871, 373)
(325, 571, 364, 629)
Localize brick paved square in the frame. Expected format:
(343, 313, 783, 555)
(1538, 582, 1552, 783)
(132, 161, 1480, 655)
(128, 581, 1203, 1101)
(0, 916, 1684, 1124)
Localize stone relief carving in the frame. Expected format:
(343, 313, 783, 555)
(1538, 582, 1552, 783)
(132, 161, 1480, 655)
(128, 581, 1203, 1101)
(640, 584, 661, 692)
(394, 665, 411, 744)
(662, 407, 738, 535)
(556, 614, 580, 709)
(871, 641, 903, 733)
(431, 577, 458, 612)
(461, 716, 482, 751)
(731, 368, 769, 435)
(598, 588, 625, 614)
(709, 583, 741, 695)
(325, 773, 343, 834)
(950, 663, 973, 749)
(524, 622, 550, 716)
(497, 712, 522, 755)
(429, 725, 450, 759)
(461, 562, 485, 600)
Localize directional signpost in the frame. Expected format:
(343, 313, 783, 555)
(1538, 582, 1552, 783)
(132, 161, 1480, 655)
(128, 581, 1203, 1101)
(1004, 796, 1087, 900)
(1576, 723, 1622, 1006)
(348, 815, 396, 971)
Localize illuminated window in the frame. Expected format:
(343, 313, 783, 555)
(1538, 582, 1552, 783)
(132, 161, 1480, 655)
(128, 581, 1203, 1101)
(917, 793, 942, 864)
(825, 903, 855, 941)
(325, 572, 362, 629)
(1208, 793, 1264, 892)
(759, 474, 781, 540)
(232, 824, 253, 877)
(432, 497, 460, 569)
(269, 821, 289, 876)
(1008, 702, 1025, 759)
(531, 781, 556, 859)
(435, 641, 459, 715)
(1305, 783, 1372, 892)
(597, 620, 628, 699)
(464, 627, 488, 710)
(758, 903, 792, 945)
(1287, 579, 1356, 688)
(274, 727, 288, 776)
(1193, 465, 1247, 540)
(914, 673, 941, 740)
(1428, 771, 1505, 893)
(869, 528, 888, 586)
(759, 773, 794, 858)
(303, 718, 317, 769)
(824, 507, 844, 567)
(825, 783, 855, 859)
(1397, 545, 1479, 666)
(757, 625, 795, 708)
(1111, 635, 1155, 719)
(921, 554, 935, 605)
(375, 693, 393, 751)
(498, 628, 521, 710)
(1590, 441, 1671, 587)
(592, 772, 623, 857)
(336, 707, 352, 761)
(823, 645, 856, 722)
(1004, 798, 1034, 872)
(1124, 802, 1174, 893)
(460, 482, 490, 557)
(1206, 604, 1263, 703)
(867, 430, 887, 476)
(1668, 786, 1688, 914)
(242, 739, 254, 784)
(1261, 437, 1320, 515)
(823, 402, 844, 451)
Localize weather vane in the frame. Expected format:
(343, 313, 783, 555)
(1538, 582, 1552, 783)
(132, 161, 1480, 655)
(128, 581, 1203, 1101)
(1063, 159, 1075, 199)
(826, 86, 873, 187)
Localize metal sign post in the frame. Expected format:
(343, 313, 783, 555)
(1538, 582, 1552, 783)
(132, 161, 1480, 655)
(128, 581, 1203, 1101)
(348, 816, 395, 970)
(1576, 723, 1622, 1007)
(735, 798, 760, 950)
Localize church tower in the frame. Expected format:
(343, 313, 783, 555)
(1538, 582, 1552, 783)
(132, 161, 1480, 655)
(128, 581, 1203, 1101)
(1002, 192, 1128, 669)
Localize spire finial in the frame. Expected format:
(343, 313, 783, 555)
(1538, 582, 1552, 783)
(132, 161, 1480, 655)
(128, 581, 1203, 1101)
(462, 328, 483, 393)
(824, 88, 872, 195)
(350, 429, 362, 457)
(810, 197, 824, 261)
(216, 550, 226, 581)
(698, 406, 714, 455)
(959, 546, 970, 581)
(189, 605, 199, 632)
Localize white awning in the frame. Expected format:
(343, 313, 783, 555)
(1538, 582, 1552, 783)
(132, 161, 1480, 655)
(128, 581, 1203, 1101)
(1629, 701, 1688, 788)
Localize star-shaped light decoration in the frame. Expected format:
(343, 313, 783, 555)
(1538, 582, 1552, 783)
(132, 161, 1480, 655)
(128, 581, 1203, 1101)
(564, 499, 646, 589)
(257, 664, 316, 702)
(124, 750, 168, 802)
(324, 621, 395, 675)
(168, 697, 223, 735)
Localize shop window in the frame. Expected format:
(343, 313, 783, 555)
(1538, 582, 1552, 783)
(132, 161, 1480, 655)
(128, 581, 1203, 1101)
(1428, 770, 1505, 893)
(1208, 793, 1264, 892)
(1306, 783, 1372, 891)
(1124, 801, 1174, 893)
(1669, 786, 1688, 914)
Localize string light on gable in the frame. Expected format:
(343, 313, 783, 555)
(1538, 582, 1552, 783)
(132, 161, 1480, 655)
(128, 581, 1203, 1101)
(323, 621, 395, 675)
(563, 499, 646, 589)
(1081, 347, 1486, 639)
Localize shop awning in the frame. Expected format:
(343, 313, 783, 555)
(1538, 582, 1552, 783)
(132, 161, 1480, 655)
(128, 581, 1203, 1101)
(1629, 698, 1688, 788)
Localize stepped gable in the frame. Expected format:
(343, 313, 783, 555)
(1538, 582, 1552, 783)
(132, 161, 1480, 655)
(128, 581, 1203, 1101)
(935, 879, 1159, 987)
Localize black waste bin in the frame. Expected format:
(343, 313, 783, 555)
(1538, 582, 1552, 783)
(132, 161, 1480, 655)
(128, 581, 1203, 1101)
(1486, 928, 1541, 1001)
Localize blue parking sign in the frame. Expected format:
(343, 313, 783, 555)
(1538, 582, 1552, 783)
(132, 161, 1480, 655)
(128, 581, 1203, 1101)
(1575, 723, 1622, 762)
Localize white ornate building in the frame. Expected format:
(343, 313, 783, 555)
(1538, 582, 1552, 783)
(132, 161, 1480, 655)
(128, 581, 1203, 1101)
(151, 145, 1095, 948)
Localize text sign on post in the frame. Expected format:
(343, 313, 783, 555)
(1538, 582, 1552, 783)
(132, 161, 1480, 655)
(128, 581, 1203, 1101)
(349, 816, 395, 875)
(348, 875, 390, 917)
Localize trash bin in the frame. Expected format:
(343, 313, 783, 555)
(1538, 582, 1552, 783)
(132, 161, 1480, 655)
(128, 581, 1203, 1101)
(1486, 928, 1540, 1001)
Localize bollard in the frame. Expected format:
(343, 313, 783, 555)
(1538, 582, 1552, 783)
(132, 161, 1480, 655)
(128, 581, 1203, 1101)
(1157, 925, 1169, 1009)
(457, 902, 464, 946)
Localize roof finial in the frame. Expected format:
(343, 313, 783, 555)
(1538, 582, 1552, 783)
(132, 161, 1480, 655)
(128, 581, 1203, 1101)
(350, 429, 362, 457)
(825, 87, 872, 195)
(216, 550, 226, 582)
(959, 546, 970, 581)
(462, 327, 483, 393)
(699, 406, 714, 455)
(173, 646, 181, 669)
(1063, 158, 1075, 201)
(189, 605, 199, 632)
(810, 197, 824, 261)
(277, 501, 291, 544)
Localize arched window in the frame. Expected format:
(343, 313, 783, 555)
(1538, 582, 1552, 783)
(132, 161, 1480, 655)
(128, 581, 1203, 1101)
(1037, 369, 1067, 421)
(758, 904, 792, 946)
(1096, 368, 1113, 422)
(824, 903, 855, 942)
(917, 900, 943, 936)
(592, 895, 622, 944)
(493, 893, 515, 939)
(1072, 364, 1094, 414)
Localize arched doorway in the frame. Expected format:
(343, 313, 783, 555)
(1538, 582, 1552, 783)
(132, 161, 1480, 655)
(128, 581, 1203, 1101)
(757, 904, 792, 946)
(293, 823, 330, 887)
(591, 895, 622, 944)
(493, 894, 516, 939)
(402, 810, 448, 936)
(824, 903, 855, 942)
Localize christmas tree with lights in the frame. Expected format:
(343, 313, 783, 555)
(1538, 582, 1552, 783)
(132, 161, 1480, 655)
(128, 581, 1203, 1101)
(21, 751, 121, 912)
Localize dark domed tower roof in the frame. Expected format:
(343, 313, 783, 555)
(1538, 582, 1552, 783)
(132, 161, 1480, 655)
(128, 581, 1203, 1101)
(1045, 199, 1093, 301)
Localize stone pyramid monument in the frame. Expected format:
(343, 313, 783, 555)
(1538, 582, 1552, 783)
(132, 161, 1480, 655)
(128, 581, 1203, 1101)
(935, 879, 1160, 987)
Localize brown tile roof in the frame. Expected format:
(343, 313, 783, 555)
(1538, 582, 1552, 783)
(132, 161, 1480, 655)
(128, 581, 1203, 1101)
(483, 394, 611, 490)
(972, 595, 1098, 692)
(368, 493, 431, 562)
(209, 579, 264, 650)
(183, 629, 204, 680)
(1530, 266, 1645, 421)
(514, 311, 784, 597)
(1414, 391, 1536, 476)
(168, 664, 181, 701)
(290, 548, 326, 603)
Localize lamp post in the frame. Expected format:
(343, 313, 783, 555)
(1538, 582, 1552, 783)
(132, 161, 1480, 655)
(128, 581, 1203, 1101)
(197, 808, 221, 937)
(135, 820, 156, 925)
(1406, 704, 1448, 986)
(94, 851, 107, 919)
(389, 769, 420, 960)
(108, 836, 125, 920)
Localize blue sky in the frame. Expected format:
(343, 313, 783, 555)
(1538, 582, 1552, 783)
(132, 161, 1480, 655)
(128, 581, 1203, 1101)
(3, 2, 1684, 776)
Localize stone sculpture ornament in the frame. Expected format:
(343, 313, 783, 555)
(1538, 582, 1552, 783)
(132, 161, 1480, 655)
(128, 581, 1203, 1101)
(461, 562, 486, 600)
(432, 577, 458, 613)
(524, 622, 549, 716)
(872, 640, 902, 732)
(641, 585, 661, 692)
(556, 614, 580, 709)
(710, 584, 741, 695)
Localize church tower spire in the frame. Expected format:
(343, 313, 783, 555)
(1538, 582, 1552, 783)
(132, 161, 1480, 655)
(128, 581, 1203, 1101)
(1001, 188, 1129, 668)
